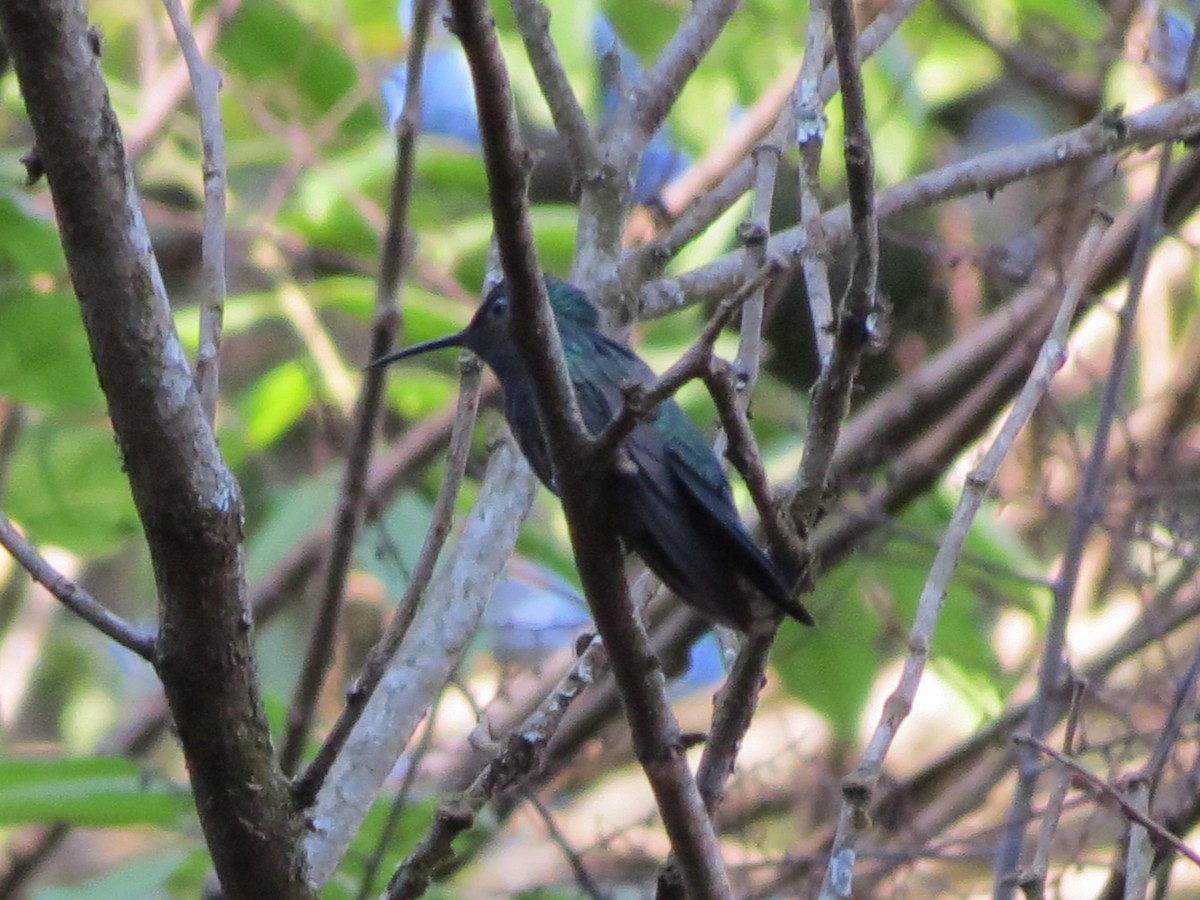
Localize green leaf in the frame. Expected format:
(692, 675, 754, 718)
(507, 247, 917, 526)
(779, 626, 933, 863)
(217, 0, 376, 138)
(0, 290, 105, 413)
(33, 849, 200, 900)
(774, 490, 1039, 736)
(244, 465, 341, 585)
(598, 1, 679, 66)
(326, 796, 438, 898)
(0, 193, 67, 276)
(237, 360, 314, 449)
(773, 566, 880, 740)
(0, 757, 189, 828)
(283, 137, 395, 253)
(5, 418, 140, 555)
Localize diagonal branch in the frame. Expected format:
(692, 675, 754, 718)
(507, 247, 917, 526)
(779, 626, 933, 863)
(279, 0, 436, 776)
(623, 0, 741, 144)
(291, 357, 481, 806)
(818, 215, 1107, 900)
(641, 88, 1200, 317)
(0, 511, 156, 661)
(509, 0, 600, 181)
(1013, 734, 1200, 870)
(443, 2, 735, 897)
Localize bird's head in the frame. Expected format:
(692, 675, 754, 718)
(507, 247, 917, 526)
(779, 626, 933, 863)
(366, 274, 599, 381)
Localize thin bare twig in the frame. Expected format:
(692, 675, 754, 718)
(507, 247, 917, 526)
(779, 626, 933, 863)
(160, 0, 227, 425)
(1021, 677, 1086, 900)
(0, 511, 155, 661)
(386, 635, 603, 898)
(250, 385, 496, 622)
(279, 0, 436, 776)
(642, 88, 1200, 318)
(127, 5, 226, 159)
(992, 106, 1193, 900)
(1124, 778, 1153, 900)
(706, 362, 803, 567)
(818, 215, 1108, 900)
(292, 356, 481, 806)
(1013, 734, 1200, 870)
(1142, 641, 1200, 792)
(656, 110, 795, 900)
(591, 258, 785, 462)
(625, 0, 922, 285)
(523, 789, 609, 900)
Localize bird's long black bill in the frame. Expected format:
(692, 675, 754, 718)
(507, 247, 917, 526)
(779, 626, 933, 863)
(366, 331, 467, 370)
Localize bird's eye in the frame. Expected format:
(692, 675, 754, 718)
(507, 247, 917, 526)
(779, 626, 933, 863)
(490, 296, 508, 318)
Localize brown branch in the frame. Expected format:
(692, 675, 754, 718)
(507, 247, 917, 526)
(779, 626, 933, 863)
(279, 0, 435, 776)
(706, 362, 803, 567)
(642, 87, 1200, 317)
(0, 511, 155, 661)
(790, 0, 879, 534)
(509, 0, 599, 181)
(591, 259, 785, 462)
(658, 135, 792, 900)
(1012, 735, 1200, 870)
(0, 0, 312, 894)
(386, 633, 603, 898)
(443, 3, 734, 897)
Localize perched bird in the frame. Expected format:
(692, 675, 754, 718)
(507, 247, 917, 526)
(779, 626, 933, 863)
(369, 275, 814, 634)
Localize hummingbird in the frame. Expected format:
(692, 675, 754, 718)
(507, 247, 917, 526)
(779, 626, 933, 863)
(369, 275, 814, 634)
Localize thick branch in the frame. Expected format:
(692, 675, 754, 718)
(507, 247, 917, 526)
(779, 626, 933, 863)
(304, 443, 537, 886)
(0, 0, 311, 895)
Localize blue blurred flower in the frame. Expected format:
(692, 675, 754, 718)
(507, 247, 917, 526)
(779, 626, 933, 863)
(386, 2, 689, 203)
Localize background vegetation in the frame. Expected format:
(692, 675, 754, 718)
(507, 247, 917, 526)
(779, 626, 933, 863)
(2, 0, 1200, 897)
